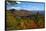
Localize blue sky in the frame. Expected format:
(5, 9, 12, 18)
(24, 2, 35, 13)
(6, 1, 45, 11)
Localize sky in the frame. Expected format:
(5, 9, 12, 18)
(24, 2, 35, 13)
(6, 1, 45, 11)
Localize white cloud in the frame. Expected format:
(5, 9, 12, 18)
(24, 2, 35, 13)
(12, 7, 21, 9)
(7, 1, 11, 5)
(16, 1, 21, 4)
(9, 7, 22, 10)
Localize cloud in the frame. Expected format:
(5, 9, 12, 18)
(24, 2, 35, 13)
(16, 1, 21, 4)
(7, 1, 11, 5)
(7, 7, 22, 10)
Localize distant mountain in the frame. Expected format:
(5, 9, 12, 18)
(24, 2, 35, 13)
(6, 9, 45, 16)
(31, 11, 45, 15)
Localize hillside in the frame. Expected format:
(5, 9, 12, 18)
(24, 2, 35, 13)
(6, 9, 44, 16)
(6, 9, 45, 30)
